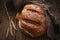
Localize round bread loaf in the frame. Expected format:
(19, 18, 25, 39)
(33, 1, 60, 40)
(16, 4, 47, 38)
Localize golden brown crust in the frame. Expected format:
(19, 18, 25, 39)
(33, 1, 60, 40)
(16, 4, 47, 38)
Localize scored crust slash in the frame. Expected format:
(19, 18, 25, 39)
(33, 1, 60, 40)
(16, 4, 47, 38)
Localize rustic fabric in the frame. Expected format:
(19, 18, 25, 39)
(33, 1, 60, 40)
(0, 0, 60, 40)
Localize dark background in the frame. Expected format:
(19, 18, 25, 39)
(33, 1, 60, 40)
(0, 0, 60, 40)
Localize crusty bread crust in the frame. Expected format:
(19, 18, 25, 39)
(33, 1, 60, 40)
(16, 4, 47, 38)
